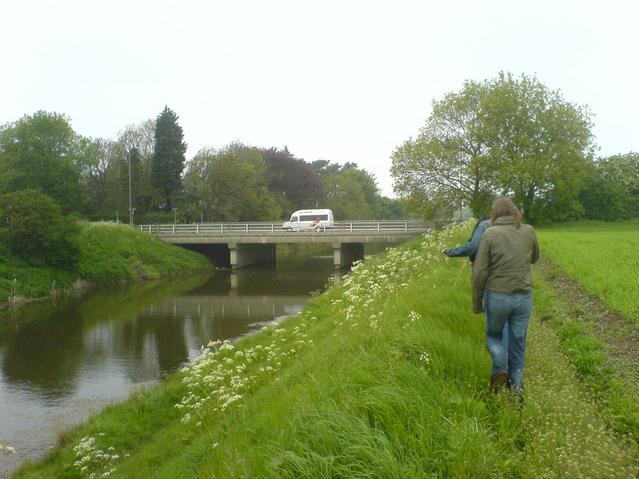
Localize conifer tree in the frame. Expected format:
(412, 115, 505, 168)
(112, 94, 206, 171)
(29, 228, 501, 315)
(151, 106, 186, 210)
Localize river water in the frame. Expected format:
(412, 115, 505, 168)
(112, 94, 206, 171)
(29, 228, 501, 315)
(0, 249, 341, 477)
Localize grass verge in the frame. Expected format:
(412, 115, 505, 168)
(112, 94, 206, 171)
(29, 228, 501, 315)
(0, 222, 211, 305)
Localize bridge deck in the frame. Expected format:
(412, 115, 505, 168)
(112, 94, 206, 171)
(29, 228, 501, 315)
(139, 220, 432, 244)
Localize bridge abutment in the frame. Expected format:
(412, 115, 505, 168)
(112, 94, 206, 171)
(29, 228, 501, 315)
(229, 243, 276, 269)
(333, 242, 364, 269)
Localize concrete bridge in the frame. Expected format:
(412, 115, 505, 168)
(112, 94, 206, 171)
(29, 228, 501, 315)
(139, 220, 433, 268)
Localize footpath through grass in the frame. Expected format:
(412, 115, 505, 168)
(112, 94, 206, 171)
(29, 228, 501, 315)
(0, 222, 211, 305)
(15, 221, 638, 478)
(537, 220, 639, 323)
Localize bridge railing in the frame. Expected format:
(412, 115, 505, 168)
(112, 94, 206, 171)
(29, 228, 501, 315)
(138, 220, 432, 236)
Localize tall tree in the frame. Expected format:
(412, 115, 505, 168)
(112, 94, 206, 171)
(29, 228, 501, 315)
(184, 143, 281, 221)
(100, 120, 156, 218)
(593, 152, 639, 217)
(482, 73, 595, 223)
(391, 81, 495, 218)
(391, 73, 595, 222)
(76, 136, 112, 216)
(262, 147, 325, 214)
(312, 160, 383, 219)
(151, 106, 186, 210)
(322, 172, 372, 219)
(0, 111, 82, 212)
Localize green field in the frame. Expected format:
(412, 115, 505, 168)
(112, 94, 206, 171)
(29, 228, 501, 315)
(537, 220, 639, 323)
(15, 222, 638, 478)
(0, 222, 211, 305)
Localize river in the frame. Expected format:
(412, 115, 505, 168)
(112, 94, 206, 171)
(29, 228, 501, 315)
(0, 247, 345, 477)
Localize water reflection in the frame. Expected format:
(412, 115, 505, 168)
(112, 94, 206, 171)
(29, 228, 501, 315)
(0, 249, 338, 476)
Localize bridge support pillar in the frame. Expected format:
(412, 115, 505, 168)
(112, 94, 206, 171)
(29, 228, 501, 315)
(228, 243, 276, 269)
(333, 242, 364, 269)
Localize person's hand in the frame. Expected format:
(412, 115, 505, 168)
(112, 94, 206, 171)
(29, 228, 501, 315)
(441, 248, 449, 256)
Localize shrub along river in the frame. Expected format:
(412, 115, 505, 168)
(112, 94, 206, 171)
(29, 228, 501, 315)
(0, 245, 365, 476)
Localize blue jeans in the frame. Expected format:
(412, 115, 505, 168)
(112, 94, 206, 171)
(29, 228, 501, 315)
(485, 291, 532, 390)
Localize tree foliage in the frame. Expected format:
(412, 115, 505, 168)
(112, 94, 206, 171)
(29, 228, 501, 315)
(582, 152, 639, 219)
(311, 161, 382, 219)
(598, 152, 639, 215)
(391, 73, 595, 223)
(184, 144, 281, 221)
(0, 111, 82, 212)
(262, 147, 325, 213)
(0, 189, 79, 267)
(580, 177, 628, 221)
(482, 73, 594, 222)
(151, 106, 186, 210)
(391, 81, 495, 218)
(0, 108, 412, 228)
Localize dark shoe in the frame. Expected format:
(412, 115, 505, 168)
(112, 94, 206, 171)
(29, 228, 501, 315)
(490, 372, 508, 393)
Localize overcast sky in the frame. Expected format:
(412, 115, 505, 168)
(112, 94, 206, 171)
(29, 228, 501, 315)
(2, 0, 637, 196)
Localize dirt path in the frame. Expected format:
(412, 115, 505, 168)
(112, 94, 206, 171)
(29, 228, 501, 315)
(537, 257, 639, 389)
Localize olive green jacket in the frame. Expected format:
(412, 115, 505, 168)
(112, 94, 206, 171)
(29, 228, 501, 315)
(471, 216, 540, 313)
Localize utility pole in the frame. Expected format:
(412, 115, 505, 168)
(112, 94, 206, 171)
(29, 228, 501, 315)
(128, 149, 134, 225)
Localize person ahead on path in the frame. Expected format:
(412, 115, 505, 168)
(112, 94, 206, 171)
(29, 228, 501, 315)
(472, 197, 540, 393)
(442, 215, 510, 347)
(442, 216, 491, 264)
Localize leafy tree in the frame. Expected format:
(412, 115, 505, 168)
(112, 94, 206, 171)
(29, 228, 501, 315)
(262, 147, 325, 214)
(310, 159, 343, 177)
(323, 173, 372, 219)
(482, 73, 594, 223)
(377, 196, 412, 220)
(96, 120, 157, 220)
(151, 107, 186, 210)
(113, 120, 156, 216)
(391, 81, 495, 218)
(118, 119, 156, 160)
(580, 176, 628, 220)
(0, 111, 82, 212)
(391, 73, 595, 222)
(339, 165, 381, 216)
(311, 160, 385, 219)
(595, 152, 639, 217)
(75, 137, 113, 217)
(0, 190, 79, 267)
(184, 143, 281, 221)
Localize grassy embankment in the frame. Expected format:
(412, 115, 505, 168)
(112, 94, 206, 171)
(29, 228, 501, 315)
(0, 222, 211, 305)
(535, 220, 639, 438)
(16, 221, 638, 478)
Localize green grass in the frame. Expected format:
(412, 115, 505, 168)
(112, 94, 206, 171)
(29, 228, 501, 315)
(0, 242, 76, 302)
(0, 222, 211, 304)
(533, 272, 639, 438)
(15, 222, 638, 478)
(537, 220, 639, 322)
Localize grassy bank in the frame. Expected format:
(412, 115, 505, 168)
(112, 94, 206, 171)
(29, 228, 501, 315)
(537, 220, 639, 322)
(16, 222, 638, 478)
(0, 222, 211, 305)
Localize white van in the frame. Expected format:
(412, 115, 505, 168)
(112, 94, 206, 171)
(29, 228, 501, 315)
(282, 209, 334, 232)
